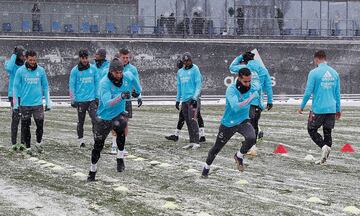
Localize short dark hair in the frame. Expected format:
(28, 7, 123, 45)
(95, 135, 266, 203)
(238, 67, 251, 77)
(25, 50, 37, 57)
(119, 48, 130, 55)
(314, 50, 326, 59)
(113, 53, 121, 59)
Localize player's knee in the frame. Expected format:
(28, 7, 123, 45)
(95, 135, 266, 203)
(113, 120, 127, 134)
(308, 128, 316, 136)
(323, 127, 332, 135)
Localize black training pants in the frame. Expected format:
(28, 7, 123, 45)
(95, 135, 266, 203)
(206, 120, 256, 166)
(20, 105, 44, 148)
(91, 114, 128, 165)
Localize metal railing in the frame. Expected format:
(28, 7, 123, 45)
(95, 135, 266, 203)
(1, 95, 359, 103)
(1, 12, 360, 38)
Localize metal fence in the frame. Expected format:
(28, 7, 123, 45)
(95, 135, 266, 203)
(1, 12, 360, 38)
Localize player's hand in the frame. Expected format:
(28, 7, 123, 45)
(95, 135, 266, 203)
(137, 98, 142, 107)
(190, 99, 197, 109)
(335, 112, 341, 120)
(132, 90, 140, 98)
(177, 59, 184, 69)
(266, 103, 273, 111)
(297, 109, 303, 114)
(45, 105, 51, 112)
(121, 91, 131, 100)
(175, 101, 180, 110)
(71, 101, 77, 108)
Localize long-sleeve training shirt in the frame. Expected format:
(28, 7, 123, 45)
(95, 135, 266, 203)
(221, 83, 259, 127)
(13, 64, 51, 109)
(5, 54, 23, 97)
(300, 63, 341, 114)
(97, 72, 142, 121)
(229, 55, 273, 110)
(69, 64, 99, 102)
(176, 64, 202, 103)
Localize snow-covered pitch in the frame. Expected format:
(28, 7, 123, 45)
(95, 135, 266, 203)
(0, 105, 359, 215)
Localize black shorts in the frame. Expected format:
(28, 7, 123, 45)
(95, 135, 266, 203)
(308, 112, 336, 130)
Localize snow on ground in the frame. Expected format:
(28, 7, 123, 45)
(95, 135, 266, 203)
(0, 105, 359, 215)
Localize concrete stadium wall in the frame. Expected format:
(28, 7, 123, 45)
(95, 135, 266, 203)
(0, 37, 359, 97)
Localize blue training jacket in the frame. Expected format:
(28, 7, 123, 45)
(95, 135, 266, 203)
(69, 64, 99, 102)
(92, 59, 110, 79)
(5, 54, 23, 97)
(229, 55, 273, 110)
(13, 64, 51, 109)
(221, 83, 259, 127)
(97, 72, 142, 121)
(300, 63, 341, 114)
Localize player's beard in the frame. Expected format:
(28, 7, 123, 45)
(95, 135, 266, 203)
(236, 80, 250, 94)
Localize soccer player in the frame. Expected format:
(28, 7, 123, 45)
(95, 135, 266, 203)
(87, 58, 141, 182)
(5, 46, 26, 150)
(202, 68, 258, 178)
(165, 58, 206, 142)
(108, 49, 142, 154)
(92, 48, 110, 79)
(229, 51, 273, 156)
(69, 49, 99, 148)
(13, 50, 51, 154)
(298, 50, 341, 164)
(176, 52, 202, 150)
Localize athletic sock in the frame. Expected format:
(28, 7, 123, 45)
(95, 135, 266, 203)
(236, 151, 244, 159)
(174, 129, 180, 136)
(90, 163, 97, 172)
(204, 163, 210, 169)
(117, 151, 125, 159)
(79, 138, 84, 145)
(112, 135, 117, 147)
(199, 127, 205, 137)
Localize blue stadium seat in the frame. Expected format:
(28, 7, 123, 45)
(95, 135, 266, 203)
(81, 22, 90, 33)
(355, 29, 360, 36)
(106, 23, 116, 33)
(129, 24, 139, 34)
(64, 24, 74, 33)
(90, 24, 99, 33)
(308, 29, 318, 36)
(52, 21, 61, 32)
(22, 21, 31, 32)
(283, 28, 292, 35)
(2, 23, 11, 32)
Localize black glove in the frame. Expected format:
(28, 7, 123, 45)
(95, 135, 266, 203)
(175, 101, 180, 110)
(266, 103, 273, 111)
(190, 99, 197, 109)
(14, 46, 25, 56)
(71, 101, 77, 108)
(121, 91, 131, 100)
(132, 90, 140, 98)
(137, 98, 143, 107)
(45, 106, 51, 112)
(177, 59, 184, 69)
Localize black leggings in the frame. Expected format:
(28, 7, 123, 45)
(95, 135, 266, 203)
(9, 97, 22, 145)
(249, 105, 262, 139)
(177, 106, 204, 130)
(206, 121, 256, 166)
(91, 114, 128, 165)
(20, 105, 44, 148)
(76, 100, 98, 139)
(307, 112, 335, 148)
